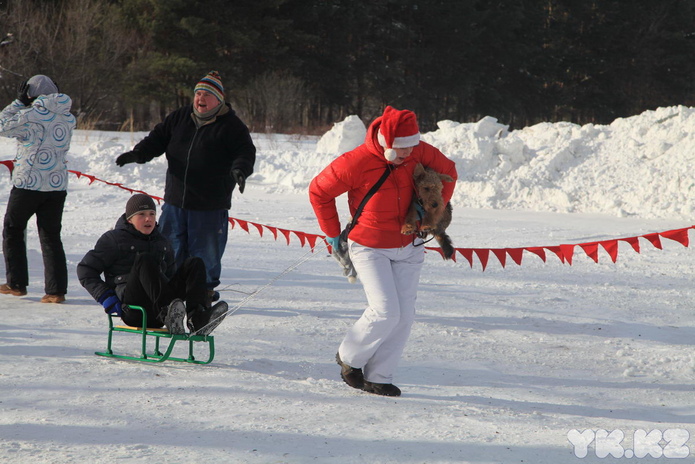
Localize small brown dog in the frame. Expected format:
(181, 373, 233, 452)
(401, 163, 455, 259)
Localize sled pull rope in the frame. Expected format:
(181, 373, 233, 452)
(191, 243, 327, 336)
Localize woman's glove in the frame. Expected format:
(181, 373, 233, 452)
(325, 236, 340, 250)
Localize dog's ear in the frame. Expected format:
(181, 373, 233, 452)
(438, 173, 454, 183)
(413, 163, 425, 177)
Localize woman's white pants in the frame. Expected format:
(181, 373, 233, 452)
(338, 241, 424, 384)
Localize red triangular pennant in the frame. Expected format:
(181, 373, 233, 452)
(252, 222, 264, 237)
(620, 236, 640, 253)
(579, 242, 599, 263)
(235, 218, 250, 233)
(293, 231, 307, 247)
(546, 246, 566, 264)
(473, 249, 489, 271)
(599, 240, 619, 263)
(559, 244, 575, 264)
(279, 228, 291, 245)
(659, 228, 690, 247)
(456, 248, 474, 267)
(506, 248, 524, 266)
(642, 233, 662, 250)
(491, 249, 507, 268)
(307, 234, 320, 250)
(265, 225, 278, 240)
(526, 247, 546, 262)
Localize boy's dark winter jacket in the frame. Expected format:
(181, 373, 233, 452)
(76, 214, 175, 303)
(129, 103, 256, 210)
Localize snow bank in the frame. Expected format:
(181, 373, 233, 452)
(286, 106, 695, 220)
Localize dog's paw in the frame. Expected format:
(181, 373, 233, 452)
(401, 223, 416, 235)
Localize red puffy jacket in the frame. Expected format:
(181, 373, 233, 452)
(309, 119, 457, 248)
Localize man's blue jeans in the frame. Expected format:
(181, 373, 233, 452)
(158, 203, 228, 289)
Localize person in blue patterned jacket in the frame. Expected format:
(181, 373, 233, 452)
(0, 74, 76, 303)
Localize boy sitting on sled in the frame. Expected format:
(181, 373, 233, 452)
(77, 194, 228, 335)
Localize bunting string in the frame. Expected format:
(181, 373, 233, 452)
(1, 160, 692, 270)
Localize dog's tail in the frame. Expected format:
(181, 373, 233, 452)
(435, 232, 455, 260)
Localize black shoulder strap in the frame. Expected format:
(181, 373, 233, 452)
(345, 165, 392, 231)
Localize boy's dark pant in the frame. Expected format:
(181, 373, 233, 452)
(2, 187, 67, 294)
(120, 253, 207, 328)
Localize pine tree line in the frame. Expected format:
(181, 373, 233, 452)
(1, 0, 693, 133)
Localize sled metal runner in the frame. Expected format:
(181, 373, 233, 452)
(95, 305, 215, 364)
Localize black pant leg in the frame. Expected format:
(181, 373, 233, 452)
(121, 253, 171, 328)
(2, 188, 38, 288)
(35, 191, 67, 294)
(164, 257, 208, 314)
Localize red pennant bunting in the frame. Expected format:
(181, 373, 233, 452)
(235, 219, 250, 233)
(491, 249, 507, 268)
(265, 225, 278, 240)
(506, 248, 524, 266)
(659, 228, 690, 247)
(559, 244, 575, 264)
(279, 228, 291, 245)
(307, 235, 320, 250)
(642, 233, 662, 250)
(620, 236, 640, 253)
(526, 247, 546, 262)
(456, 248, 474, 267)
(473, 249, 489, 271)
(599, 240, 619, 263)
(293, 231, 306, 247)
(546, 246, 566, 264)
(252, 223, 264, 236)
(579, 242, 599, 263)
(0, 160, 13, 174)
(6, 161, 694, 265)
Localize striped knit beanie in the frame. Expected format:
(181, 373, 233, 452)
(194, 71, 225, 102)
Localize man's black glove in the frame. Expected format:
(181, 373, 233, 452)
(17, 80, 33, 106)
(116, 151, 139, 167)
(231, 169, 246, 193)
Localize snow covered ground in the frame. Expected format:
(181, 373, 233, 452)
(1, 108, 694, 464)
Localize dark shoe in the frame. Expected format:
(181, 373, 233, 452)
(363, 381, 401, 397)
(335, 352, 364, 389)
(164, 299, 186, 335)
(197, 301, 228, 336)
(188, 301, 229, 336)
(41, 294, 65, 303)
(0, 283, 26, 296)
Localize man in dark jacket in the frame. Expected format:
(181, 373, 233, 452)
(77, 194, 229, 336)
(115, 71, 256, 303)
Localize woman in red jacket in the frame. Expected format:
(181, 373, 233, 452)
(309, 106, 457, 396)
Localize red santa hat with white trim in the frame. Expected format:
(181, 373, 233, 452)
(376, 106, 420, 161)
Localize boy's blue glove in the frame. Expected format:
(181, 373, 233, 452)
(325, 236, 340, 250)
(98, 291, 122, 317)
